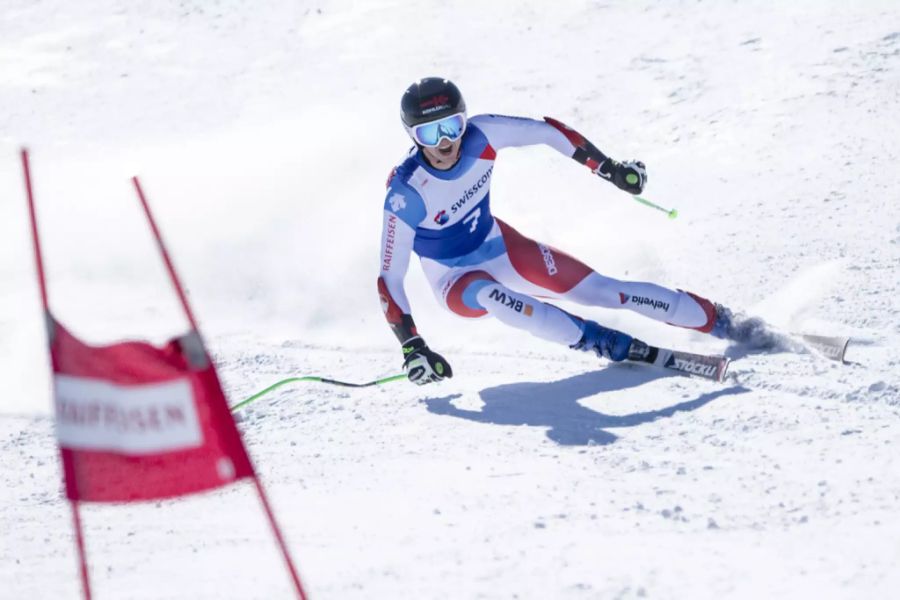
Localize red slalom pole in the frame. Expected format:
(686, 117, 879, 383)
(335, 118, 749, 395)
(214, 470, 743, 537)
(21, 149, 49, 311)
(71, 503, 94, 600)
(253, 477, 309, 599)
(131, 177, 200, 332)
(22, 148, 94, 600)
(131, 176, 309, 599)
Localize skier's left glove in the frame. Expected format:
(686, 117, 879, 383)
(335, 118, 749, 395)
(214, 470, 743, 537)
(595, 159, 647, 195)
(402, 336, 453, 385)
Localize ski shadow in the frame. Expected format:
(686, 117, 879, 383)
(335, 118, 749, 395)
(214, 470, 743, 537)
(423, 366, 750, 446)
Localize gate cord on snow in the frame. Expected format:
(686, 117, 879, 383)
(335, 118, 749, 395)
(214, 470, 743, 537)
(229, 373, 407, 412)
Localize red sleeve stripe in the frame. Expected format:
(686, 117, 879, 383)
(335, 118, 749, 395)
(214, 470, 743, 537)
(479, 144, 497, 160)
(543, 116, 586, 149)
(385, 167, 398, 189)
(377, 277, 404, 325)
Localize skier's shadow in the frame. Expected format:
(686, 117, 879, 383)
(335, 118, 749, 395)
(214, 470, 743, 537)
(424, 366, 749, 446)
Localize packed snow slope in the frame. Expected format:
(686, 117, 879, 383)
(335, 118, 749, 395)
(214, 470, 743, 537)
(2, 1, 899, 598)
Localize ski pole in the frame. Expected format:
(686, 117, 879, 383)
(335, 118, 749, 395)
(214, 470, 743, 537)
(631, 194, 678, 219)
(229, 373, 407, 412)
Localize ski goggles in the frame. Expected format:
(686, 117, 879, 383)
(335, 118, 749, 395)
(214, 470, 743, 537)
(406, 112, 467, 147)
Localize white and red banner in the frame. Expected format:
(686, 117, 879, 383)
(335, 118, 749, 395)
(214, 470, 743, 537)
(50, 321, 254, 502)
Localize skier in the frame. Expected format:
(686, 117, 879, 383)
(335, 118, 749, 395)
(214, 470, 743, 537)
(379, 77, 750, 385)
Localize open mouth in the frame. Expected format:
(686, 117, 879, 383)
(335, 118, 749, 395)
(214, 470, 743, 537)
(437, 144, 454, 156)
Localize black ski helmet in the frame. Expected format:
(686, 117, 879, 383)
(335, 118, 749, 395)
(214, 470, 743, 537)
(400, 77, 466, 127)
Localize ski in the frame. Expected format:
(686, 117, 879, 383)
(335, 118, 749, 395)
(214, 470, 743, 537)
(627, 341, 729, 382)
(796, 334, 851, 362)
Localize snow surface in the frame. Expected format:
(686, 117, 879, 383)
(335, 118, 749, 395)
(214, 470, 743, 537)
(2, 1, 900, 598)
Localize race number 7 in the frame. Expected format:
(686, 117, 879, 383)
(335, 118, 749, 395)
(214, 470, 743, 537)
(463, 208, 481, 233)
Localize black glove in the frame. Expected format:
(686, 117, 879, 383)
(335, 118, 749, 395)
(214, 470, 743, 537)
(595, 159, 647, 195)
(401, 336, 453, 385)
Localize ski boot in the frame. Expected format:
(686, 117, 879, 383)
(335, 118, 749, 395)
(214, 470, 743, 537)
(571, 320, 635, 362)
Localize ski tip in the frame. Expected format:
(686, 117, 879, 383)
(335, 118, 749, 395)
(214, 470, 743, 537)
(797, 334, 852, 363)
(838, 337, 851, 363)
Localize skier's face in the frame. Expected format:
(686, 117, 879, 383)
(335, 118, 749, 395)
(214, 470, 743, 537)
(421, 137, 462, 170)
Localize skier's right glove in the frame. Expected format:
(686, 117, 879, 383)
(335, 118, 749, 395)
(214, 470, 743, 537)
(402, 336, 453, 385)
(595, 159, 647, 195)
